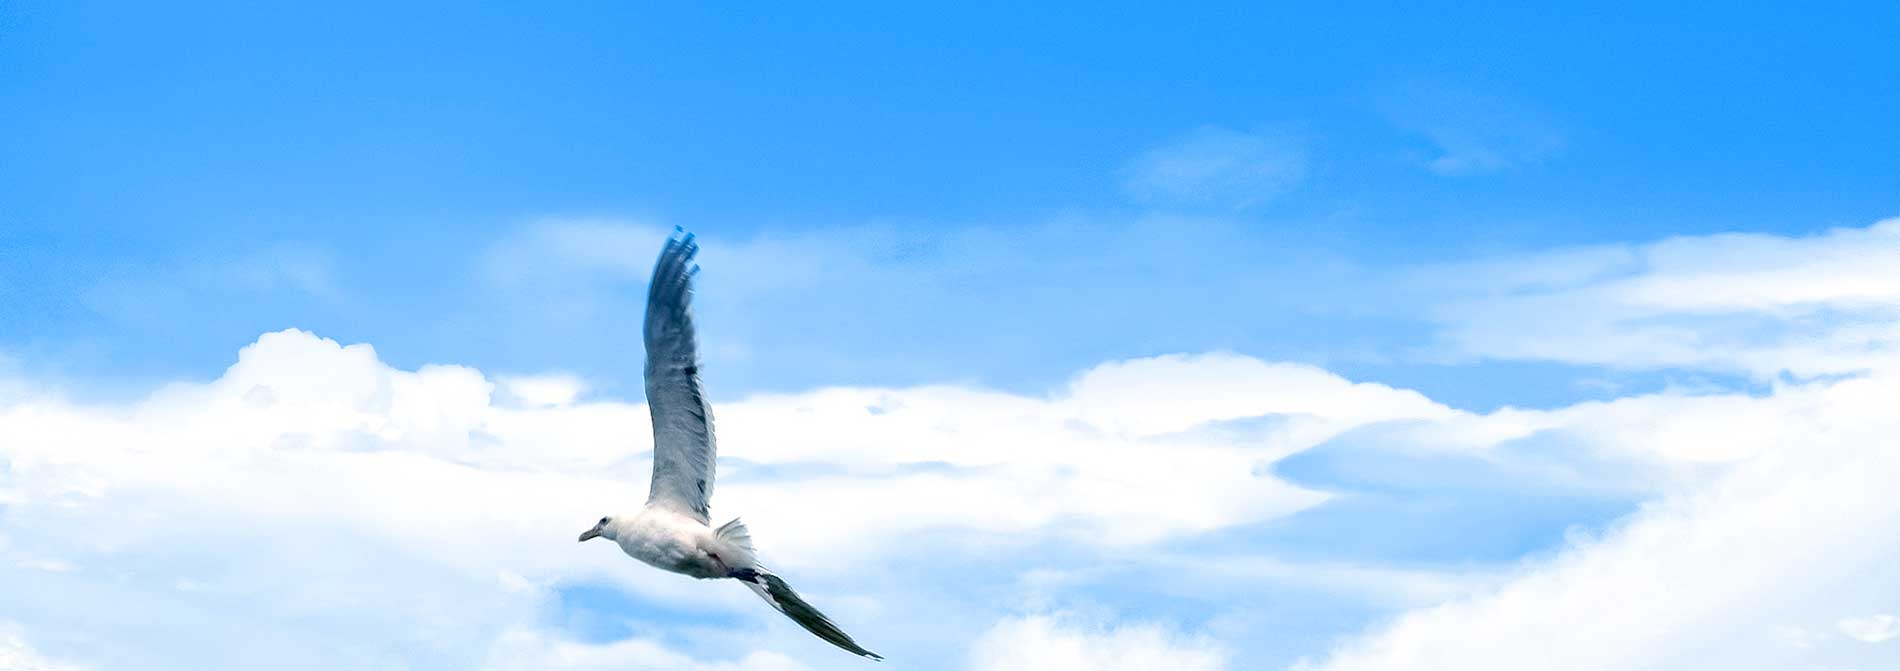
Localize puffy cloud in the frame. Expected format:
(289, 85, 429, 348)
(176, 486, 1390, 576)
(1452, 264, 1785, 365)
(1380, 379, 1829, 470)
(496, 373, 590, 408)
(3, 325, 1852, 671)
(1214, 218, 1900, 670)
(0, 329, 1457, 668)
(1298, 369, 1900, 671)
(712, 352, 1456, 555)
(969, 614, 1226, 671)
(1063, 353, 1452, 439)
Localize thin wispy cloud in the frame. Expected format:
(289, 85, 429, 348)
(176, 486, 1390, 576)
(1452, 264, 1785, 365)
(81, 243, 342, 323)
(1121, 126, 1309, 209)
(468, 216, 1382, 399)
(1418, 219, 1900, 377)
(1376, 82, 1565, 176)
(1838, 614, 1900, 644)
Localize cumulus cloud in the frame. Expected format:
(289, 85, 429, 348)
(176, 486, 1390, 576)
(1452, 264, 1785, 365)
(1217, 217, 1900, 670)
(1299, 368, 1900, 671)
(497, 373, 589, 408)
(969, 614, 1227, 671)
(0, 329, 1463, 669)
(715, 352, 1458, 554)
(1121, 126, 1308, 209)
(3, 325, 1863, 670)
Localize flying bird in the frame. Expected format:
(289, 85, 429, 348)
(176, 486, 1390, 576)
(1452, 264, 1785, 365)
(578, 230, 882, 661)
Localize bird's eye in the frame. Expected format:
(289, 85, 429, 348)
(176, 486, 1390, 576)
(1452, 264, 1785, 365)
(598, 517, 610, 526)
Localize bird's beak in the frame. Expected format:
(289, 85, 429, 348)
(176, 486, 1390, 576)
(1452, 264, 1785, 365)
(578, 528, 602, 542)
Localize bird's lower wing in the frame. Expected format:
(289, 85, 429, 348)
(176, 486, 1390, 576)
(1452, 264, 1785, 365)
(736, 569, 882, 660)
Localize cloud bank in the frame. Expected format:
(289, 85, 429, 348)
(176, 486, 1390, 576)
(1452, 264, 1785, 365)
(8, 218, 1900, 669)
(1293, 218, 1900, 670)
(0, 330, 1456, 669)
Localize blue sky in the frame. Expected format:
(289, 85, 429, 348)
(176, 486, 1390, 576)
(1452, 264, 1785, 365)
(7, 2, 1900, 402)
(5, 3, 1900, 670)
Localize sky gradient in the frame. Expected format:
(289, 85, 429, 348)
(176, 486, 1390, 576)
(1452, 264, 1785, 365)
(4, 3, 1900, 670)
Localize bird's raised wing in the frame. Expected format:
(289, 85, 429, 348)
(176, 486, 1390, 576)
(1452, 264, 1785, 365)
(643, 231, 716, 523)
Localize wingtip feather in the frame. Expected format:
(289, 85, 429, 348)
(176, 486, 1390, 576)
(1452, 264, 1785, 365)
(740, 570, 882, 660)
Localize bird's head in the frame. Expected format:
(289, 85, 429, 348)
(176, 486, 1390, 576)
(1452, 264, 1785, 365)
(578, 515, 616, 542)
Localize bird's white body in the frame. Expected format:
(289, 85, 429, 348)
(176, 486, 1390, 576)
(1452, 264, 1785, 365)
(607, 507, 742, 580)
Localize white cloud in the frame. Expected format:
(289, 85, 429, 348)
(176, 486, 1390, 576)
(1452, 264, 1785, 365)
(1195, 217, 1900, 670)
(1838, 614, 1900, 644)
(468, 217, 1383, 400)
(484, 628, 811, 671)
(497, 373, 589, 408)
(1299, 369, 1900, 671)
(1, 325, 1856, 670)
(969, 614, 1226, 671)
(1063, 353, 1452, 439)
(1397, 381, 1829, 468)
(1151, 555, 1504, 610)
(483, 219, 674, 287)
(714, 353, 1450, 554)
(1121, 126, 1308, 208)
(81, 243, 340, 327)
(0, 624, 84, 671)
(1376, 82, 1564, 176)
(220, 244, 339, 299)
(14, 558, 75, 573)
(17, 210, 1900, 670)
(1423, 218, 1900, 378)
(0, 329, 1461, 668)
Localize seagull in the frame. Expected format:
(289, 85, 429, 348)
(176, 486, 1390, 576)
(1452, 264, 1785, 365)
(578, 230, 882, 661)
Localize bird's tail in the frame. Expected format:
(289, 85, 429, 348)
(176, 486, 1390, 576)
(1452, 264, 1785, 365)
(722, 535, 881, 661)
(715, 517, 758, 566)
